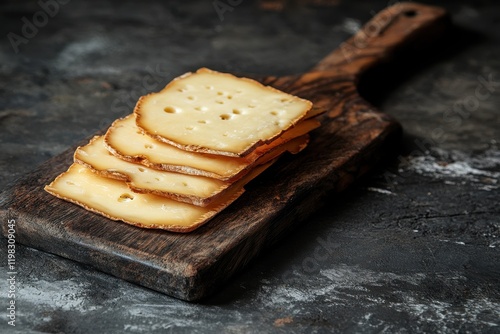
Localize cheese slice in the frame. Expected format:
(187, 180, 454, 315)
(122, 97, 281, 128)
(135, 68, 312, 157)
(44, 164, 245, 232)
(75, 136, 308, 207)
(105, 114, 319, 181)
(76, 136, 230, 207)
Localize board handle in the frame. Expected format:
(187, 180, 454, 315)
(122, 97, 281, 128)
(312, 2, 448, 77)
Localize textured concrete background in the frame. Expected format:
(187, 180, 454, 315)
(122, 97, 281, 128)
(1, 0, 499, 333)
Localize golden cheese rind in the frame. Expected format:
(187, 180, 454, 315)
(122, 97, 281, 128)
(104, 114, 319, 181)
(134, 68, 313, 157)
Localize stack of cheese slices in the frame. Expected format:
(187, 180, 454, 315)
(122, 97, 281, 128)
(45, 68, 321, 232)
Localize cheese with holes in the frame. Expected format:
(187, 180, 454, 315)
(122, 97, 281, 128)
(44, 164, 244, 232)
(44, 67, 322, 232)
(105, 114, 319, 181)
(135, 68, 313, 157)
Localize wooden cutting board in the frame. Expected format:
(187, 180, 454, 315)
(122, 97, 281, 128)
(0, 3, 447, 301)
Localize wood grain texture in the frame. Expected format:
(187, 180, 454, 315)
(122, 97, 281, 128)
(0, 2, 447, 301)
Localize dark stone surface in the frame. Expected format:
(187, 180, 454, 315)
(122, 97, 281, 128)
(0, 0, 499, 333)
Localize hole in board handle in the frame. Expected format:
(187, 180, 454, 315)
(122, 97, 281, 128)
(404, 10, 417, 17)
